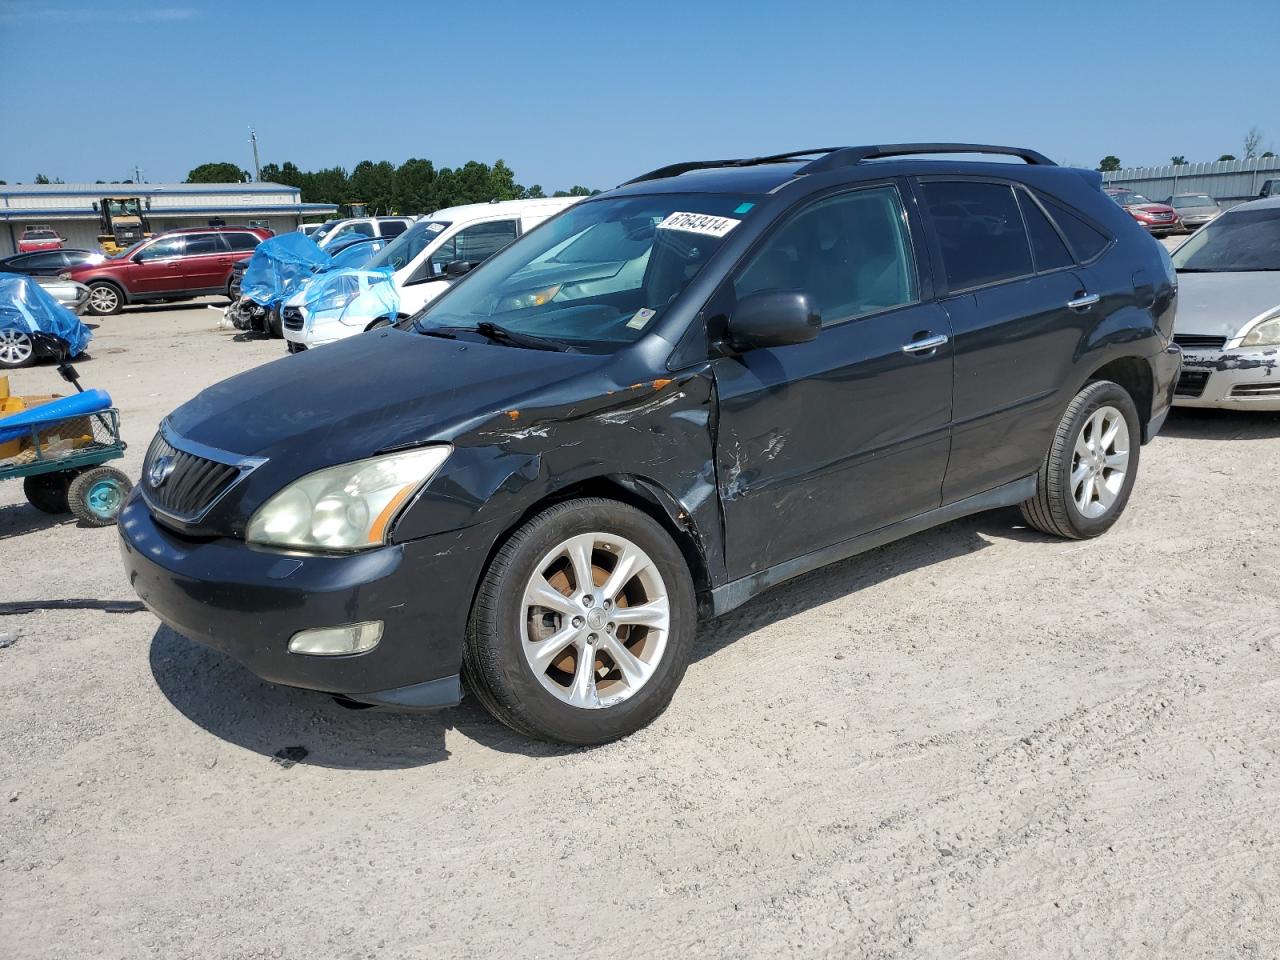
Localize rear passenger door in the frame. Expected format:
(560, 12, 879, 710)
(179, 232, 229, 291)
(915, 179, 1095, 503)
(712, 182, 954, 580)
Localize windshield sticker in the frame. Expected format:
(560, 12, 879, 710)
(626, 307, 656, 330)
(733, 202, 755, 214)
(426, 223, 445, 233)
(656, 212, 741, 238)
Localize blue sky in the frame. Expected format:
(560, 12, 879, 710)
(1, 0, 1275, 189)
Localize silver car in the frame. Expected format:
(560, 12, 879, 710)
(35, 276, 91, 314)
(1170, 197, 1280, 410)
(1166, 193, 1220, 231)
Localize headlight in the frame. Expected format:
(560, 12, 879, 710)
(499, 284, 562, 312)
(246, 446, 450, 551)
(1241, 313, 1280, 348)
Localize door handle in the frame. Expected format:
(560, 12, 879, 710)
(901, 333, 949, 355)
(1067, 293, 1101, 311)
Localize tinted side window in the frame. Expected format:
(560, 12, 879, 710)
(224, 232, 260, 251)
(352, 221, 376, 237)
(24, 252, 66, 268)
(1040, 196, 1111, 262)
(920, 181, 1033, 290)
(183, 234, 221, 256)
(454, 220, 519, 263)
(1017, 191, 1074, 271)
(735, 185, 919, 325)
(380, 220, 408, 238)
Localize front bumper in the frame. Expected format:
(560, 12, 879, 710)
(1173, 347, 1280, 410)
(282, 317, 359, 350)
(118, 491, 491, 707)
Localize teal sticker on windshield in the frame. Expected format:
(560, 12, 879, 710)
(734, 202, 755, 214)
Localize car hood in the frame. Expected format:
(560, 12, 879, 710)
(166, 328, 604, 463)
(1131, 203, 1176, 214)
(1174, 271, 1280, 338)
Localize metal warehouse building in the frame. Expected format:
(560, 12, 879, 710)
(0, 182, 337, 255)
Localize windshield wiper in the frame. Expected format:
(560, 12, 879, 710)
(470, 321, 574, 352)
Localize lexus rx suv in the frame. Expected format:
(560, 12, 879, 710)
(119, 143, 1180, 745)
(68, 226, 271, 315)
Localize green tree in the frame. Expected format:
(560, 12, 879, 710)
(1097, 156, 1121, 173)
(488, 159, 521, 201)
(1263, 151, 1276, 159)
(34, 173, 51, 184)
(1170, 155, 1186, 166)
(394, 158, 436, 213)
(186, 161, 250, 183)
(349, 159, 398, 214)
(1218, 154, 1237, 162)
(520, 184, 546, 199)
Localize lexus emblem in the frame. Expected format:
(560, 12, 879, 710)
(149, 455, 175, 487)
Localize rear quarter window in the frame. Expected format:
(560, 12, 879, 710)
(919, 180, 1034, 290)
(1039, 195, 1111, 263)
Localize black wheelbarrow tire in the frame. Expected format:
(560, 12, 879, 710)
(23, 472, 73, 514)
(67, 466, 133, 527)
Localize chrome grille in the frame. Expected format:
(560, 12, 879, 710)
(1173, 334, 1227, 351)
(282, 306, 304, 331)
(141, 430, 254, 522)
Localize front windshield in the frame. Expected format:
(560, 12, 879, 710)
(1172, 208, 1280, 272)
(311, 219, 341, 242)
(412, 194, 756, 352)
(1172, 195, 1214, 208)
(368, 220, 451, 272)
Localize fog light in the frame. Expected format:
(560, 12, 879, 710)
(288, 621, 383, 656)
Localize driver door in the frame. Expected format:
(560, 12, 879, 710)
(711, 183, 954, 581)
(129, 235, 186, 294)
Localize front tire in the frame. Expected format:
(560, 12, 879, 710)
(464, 498, 697, 745)
(1020, 380, 1141, 539)
(86, 282, 123, 316)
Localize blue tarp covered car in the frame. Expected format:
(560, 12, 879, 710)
(0, 273, 92, 369)
(238, 232, 332, 309)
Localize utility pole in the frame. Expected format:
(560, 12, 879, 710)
(248, 127, 261, 183)
(134, 164, 142, 184)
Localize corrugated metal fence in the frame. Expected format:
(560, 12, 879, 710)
(1101, 157, 1280, 208)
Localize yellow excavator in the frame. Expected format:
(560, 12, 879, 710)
(94, 197, 152, 255)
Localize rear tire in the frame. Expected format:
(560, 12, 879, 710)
(1020, 380, 1141, 539)
(463, 498, 697, 745)
(23, 472, 73, 514)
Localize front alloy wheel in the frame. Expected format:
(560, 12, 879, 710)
(87, 283, 122, 316)
(465, 498, 696, 745)
(521, 533, 671, 709)
(0, 328, 34, 368)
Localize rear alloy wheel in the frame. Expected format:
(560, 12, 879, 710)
(87, 282, 123, 316)
(1020, 379, 1140, 539)
(464, 498, 696, 745)
(0, 328, 35, 368)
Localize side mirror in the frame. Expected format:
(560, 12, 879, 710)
(726, 290, 821, 351)
(443, 259, 475, 279)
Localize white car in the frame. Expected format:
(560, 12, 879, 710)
(283, 197, 580, 351)
(1170, 196, 1280, 410)
(312, 216, 416, 249)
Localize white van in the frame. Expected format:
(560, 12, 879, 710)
(282, 196, 580, 351)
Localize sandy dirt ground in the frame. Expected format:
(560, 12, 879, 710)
(1, 300, 1278, 960)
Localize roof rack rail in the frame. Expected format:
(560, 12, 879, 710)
(799, 143, 1055, 175)
(621, 147, 841, 185)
